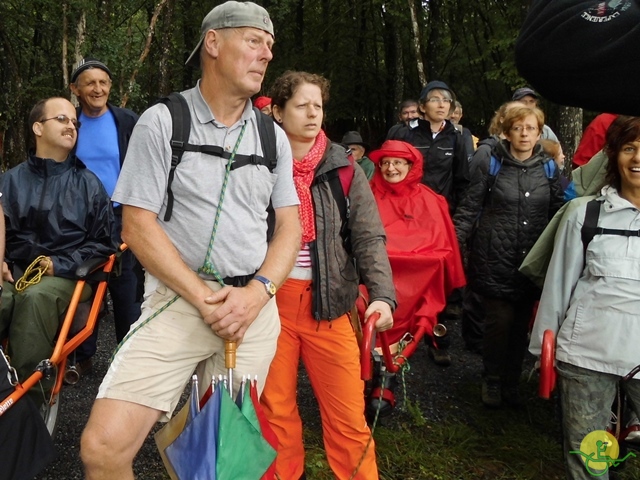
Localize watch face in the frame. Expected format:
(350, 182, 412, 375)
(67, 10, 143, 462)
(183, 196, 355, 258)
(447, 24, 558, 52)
(268, 283, 277, 295)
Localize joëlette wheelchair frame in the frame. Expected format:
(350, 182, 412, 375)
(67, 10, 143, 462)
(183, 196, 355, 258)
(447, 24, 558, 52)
(0, 249, 119, 435)
(360, 312, 426, 381)
(539, 329, 640, 445)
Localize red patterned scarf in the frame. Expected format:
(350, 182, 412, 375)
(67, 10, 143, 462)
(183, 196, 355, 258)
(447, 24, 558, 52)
(293, 130, 328, 243)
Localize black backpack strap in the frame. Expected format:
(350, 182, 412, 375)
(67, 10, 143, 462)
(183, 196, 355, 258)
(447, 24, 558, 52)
(312, 166, 353, 254)
(252, 108, 278, 241)
(581, 199, 601, 262)
(157, 92, 190, 222)
(255, 107, 277, 171)
(157, 97, 278, 227)
(178, 108, 276, 172)
(581, 198, 640, 263)
(184, 144, 266, 170)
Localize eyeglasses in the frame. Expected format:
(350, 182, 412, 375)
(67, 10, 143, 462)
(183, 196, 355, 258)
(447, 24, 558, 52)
(510, 125, 538, 133)
(426, 97, 453, 104)
(380, 160, 409, 169)
(39, 115, 81, 129)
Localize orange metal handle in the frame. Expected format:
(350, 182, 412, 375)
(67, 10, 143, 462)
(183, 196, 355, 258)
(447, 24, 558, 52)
(1, 249, 121, 417)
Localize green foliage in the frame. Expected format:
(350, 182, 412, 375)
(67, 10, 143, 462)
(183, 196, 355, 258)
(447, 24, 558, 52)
(0, 0, 550, 165)
(403, 398, 427, 427)
(303, 379, 640, 479)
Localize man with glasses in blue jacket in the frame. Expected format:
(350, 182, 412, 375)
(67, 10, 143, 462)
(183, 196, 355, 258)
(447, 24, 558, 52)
(0, 97, 115, 406)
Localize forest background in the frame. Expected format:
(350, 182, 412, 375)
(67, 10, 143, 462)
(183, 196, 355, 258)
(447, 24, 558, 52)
(0, 0, 585, 170)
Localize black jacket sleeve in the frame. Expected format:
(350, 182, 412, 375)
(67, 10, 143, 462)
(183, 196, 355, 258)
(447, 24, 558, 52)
(386, 123, 408, 141)
(548, 165, 566, 220)
(451, 129, 470, 213)
(516, 0, 640, 115)
(452, 156, 490, 245)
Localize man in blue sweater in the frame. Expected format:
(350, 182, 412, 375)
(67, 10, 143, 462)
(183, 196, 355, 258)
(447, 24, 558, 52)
(69, 58, 140, 375)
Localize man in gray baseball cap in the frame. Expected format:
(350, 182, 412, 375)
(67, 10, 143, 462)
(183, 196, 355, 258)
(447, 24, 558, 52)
(186, 0, 274, 67)
(81, 2, 301, 477)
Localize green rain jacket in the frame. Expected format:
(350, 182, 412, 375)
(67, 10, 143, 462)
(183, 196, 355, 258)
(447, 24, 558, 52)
(519, 150, 608, 288)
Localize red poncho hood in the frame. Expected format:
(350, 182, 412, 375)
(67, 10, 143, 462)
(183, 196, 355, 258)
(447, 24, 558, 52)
(370, 140, 424, 197)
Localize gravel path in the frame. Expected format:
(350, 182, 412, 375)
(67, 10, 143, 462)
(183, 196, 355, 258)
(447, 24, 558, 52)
(34, 313, 517, 479)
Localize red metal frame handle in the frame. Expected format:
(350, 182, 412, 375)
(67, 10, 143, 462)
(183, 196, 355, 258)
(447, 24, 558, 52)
(361, 313, 430, 380)
(386, 326, 426, 373)
(539, 329, 556, 399)
(361, 313, 378, 381)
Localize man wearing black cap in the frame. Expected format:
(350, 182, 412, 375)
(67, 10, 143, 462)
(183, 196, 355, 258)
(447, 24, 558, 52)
(341, 130, 375, 180)
(81, 2, 301, 477)
(68, 57, 141, 378)
(511, 87, 559, 142)
(387, 80, 469, 213)
(387, 80, 469, 367)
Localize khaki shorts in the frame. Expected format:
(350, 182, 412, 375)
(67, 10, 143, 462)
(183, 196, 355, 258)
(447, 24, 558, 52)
(97, 280, 280, 421)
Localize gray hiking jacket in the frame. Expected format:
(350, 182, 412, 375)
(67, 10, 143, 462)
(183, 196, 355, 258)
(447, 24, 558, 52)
(309, 142, 396, 320)
(530, 186, 640, 377)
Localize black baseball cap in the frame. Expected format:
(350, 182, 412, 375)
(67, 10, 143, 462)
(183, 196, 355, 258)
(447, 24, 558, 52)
(71, 58, 112, 83)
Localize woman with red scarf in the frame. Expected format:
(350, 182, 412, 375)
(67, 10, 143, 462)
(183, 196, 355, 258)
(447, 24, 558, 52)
(260, 71, 396, 480)
(367, 140, 466, 414)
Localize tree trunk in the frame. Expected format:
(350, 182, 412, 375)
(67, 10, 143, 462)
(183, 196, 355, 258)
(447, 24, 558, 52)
(74, 12, 86, 67)
(557, 106, 583, 174)
(394, 29, 404, 110)
(294, 0, 304, 55)
(62, 1, 69, 89)
(122, 0, 168, 107)
(321, 0, 329, 57)
(408, 0, 427, 87)
(425, 0, 442, 81)
(70, 11, 87, 108)
(159, 0, 174, 96)
(0, 16, 24, 168)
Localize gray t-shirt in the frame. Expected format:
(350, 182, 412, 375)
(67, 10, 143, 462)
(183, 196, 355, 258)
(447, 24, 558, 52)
(112, 82, 299, 278)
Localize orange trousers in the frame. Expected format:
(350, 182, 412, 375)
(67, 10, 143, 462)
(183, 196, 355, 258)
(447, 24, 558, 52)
(260, 278, 378, 480)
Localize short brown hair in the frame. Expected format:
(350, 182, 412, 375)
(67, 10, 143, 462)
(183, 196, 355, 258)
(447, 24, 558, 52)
(604, 116, 640, 191)
(270, 71, 330, 111)
(488, 101, 523, 136)
(27, 97, 63, 148)
(539, 139, 561, 159)
(501, 106, 545, 136)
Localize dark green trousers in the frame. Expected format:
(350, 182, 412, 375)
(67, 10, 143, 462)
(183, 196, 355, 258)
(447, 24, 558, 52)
(0, 277, 90, 395)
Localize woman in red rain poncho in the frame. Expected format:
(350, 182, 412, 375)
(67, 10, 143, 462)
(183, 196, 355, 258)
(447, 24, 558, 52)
(366, 140, 466, 416)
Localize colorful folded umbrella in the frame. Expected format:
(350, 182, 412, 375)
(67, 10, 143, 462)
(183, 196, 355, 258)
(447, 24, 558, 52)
(159, 341, 277, 480)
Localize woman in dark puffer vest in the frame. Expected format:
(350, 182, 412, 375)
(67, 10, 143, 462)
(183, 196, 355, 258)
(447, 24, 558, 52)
(454, 106, 564, 408)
